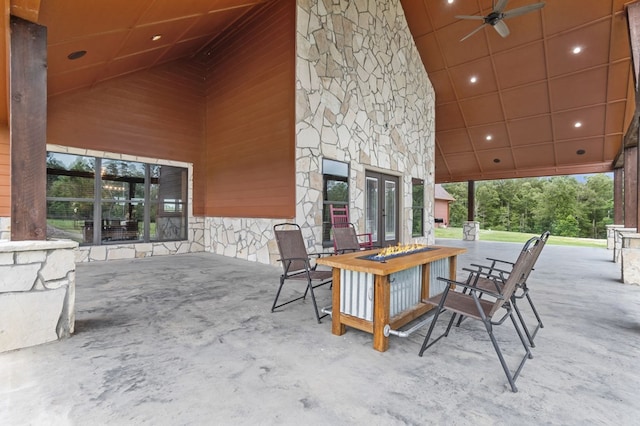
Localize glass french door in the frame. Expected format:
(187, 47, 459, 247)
(365, 171, 399, 247)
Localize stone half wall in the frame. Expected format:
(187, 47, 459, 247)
(204, 217, 293, 265)
(0, 217, 9, 240)
(75, 216, 205, 263)
(296, 0, 436, 253)
(0, 240, 78, 353)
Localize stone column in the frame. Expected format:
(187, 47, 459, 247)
(614, 228, 637, 263)
(621, 233, 640, 285)
(463, 221, 480, 241)
(0, 240, 78, 353)
(606, 224, 624, 250)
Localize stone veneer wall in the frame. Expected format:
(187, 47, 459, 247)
(47, 145, 205, 263)
(0, 217, 9, 240)
(295, 0, 436, 253)
(0, 240, 78, 353)
(205, 217, 291, 265)
(205, 0, 436, 265)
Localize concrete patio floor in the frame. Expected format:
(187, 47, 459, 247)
(2, 239, 640, 425)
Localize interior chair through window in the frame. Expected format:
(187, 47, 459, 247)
(329, 204, 373, 250)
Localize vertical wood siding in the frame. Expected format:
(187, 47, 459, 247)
(47, 59, 207, 215)
(203, 0, 295, 218)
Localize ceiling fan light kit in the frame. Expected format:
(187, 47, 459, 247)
(456, 0, 546, 42)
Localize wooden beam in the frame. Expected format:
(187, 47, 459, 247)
(10, 16, 46, 240)
(614, 168, 624, 224)
(625, 146, 638, 228)
(0, 0, 9, 126)
(9, 0, 41, 23)
(467, 180, 475, 221)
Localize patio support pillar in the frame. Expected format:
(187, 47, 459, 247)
(624, 146, 638, 229)
(9, 17, 47, 241)
(614, 168, 623, 224)
(467, 180, 475, 221)
(463, 180, 479, 241)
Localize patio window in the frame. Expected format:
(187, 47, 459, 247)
(412, 178, 424, 237)
(322, 158, 349, 247)
(46, 152, 188, 245)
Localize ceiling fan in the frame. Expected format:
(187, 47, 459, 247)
(456, 0, 546, 42)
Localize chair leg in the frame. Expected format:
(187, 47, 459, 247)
(525, 291, 544, 334)
(306, 280, 325, 324)
(445, 312, 458, 336)
(512, 298, 535, 347)
(484, 312, 533, 393)
(271, 276, 286, 312)
(514, 285, 544, 344)
(419, 308, 454, 356)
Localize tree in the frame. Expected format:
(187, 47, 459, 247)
(578, 174, 613, 238)
(442, 182, 467, 226)
(441, 174, 613, 238)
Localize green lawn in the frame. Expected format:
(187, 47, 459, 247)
(434, 227, 606, 248)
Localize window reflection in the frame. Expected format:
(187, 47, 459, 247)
(46, 152, 188, 245)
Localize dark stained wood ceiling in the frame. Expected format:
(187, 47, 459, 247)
(9, 0, 637, 183)
(12, 0, 272, 96)
(401, 0, 635, 182)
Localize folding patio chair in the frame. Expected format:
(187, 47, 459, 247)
(329, 204, 373, 250)
(464, 231, 550, 346)
(332, 223, 363, 254)
(418, 242, 535, 392)
(272, 223, 332, 323)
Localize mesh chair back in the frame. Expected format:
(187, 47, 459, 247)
(488, 242, 536, 317)
(514, 232, 548, 285)
(274, 224, 309, 274)
(333, 224, 361, 253)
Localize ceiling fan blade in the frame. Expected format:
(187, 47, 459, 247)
(455, 15, 485, 20)
(494, 0, 510, 13)
(493, 20, 510, 38)
(460, 23, 487, 42)
(502, 2, 545, 19)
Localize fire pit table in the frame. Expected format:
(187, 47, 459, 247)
(316, 245, 467, 352)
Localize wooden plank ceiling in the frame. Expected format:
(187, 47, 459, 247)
(401, 0, 635, 182)
(9, 0, 637, 183)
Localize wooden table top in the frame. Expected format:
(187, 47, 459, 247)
(316, 245, 467, 275)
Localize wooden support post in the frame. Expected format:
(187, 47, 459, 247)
(10, 17, 47, 240)
(467, 180, 475, 221)
(372, 274, 390, 352)
(614, 168, 623, 224)
(625, 147, 638, 229)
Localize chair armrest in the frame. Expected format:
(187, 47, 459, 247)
(467, 264, 512, 275)
(436, 276, 504, 300)
(309, 251, 334, 258)
(485, 257, 515, 267)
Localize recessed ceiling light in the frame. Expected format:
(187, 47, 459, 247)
(493, 158, 501, 163)
(67, 50, 87, 60)
(151, 34, 162, 41)
(470, 76, 477, 84)
(572, 46, 582, 54)
(447, 0, 454, 4)
(574, 122, 582, 128)
(576, 149, 586, 155)
(485, 135, 493, 141)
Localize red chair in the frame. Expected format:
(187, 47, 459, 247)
(329, 204, 373, 252)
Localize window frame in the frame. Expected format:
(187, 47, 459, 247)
(46, 152, 188, 246)
(412, 178, 425, 237)
(322, 158, 350, 248)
